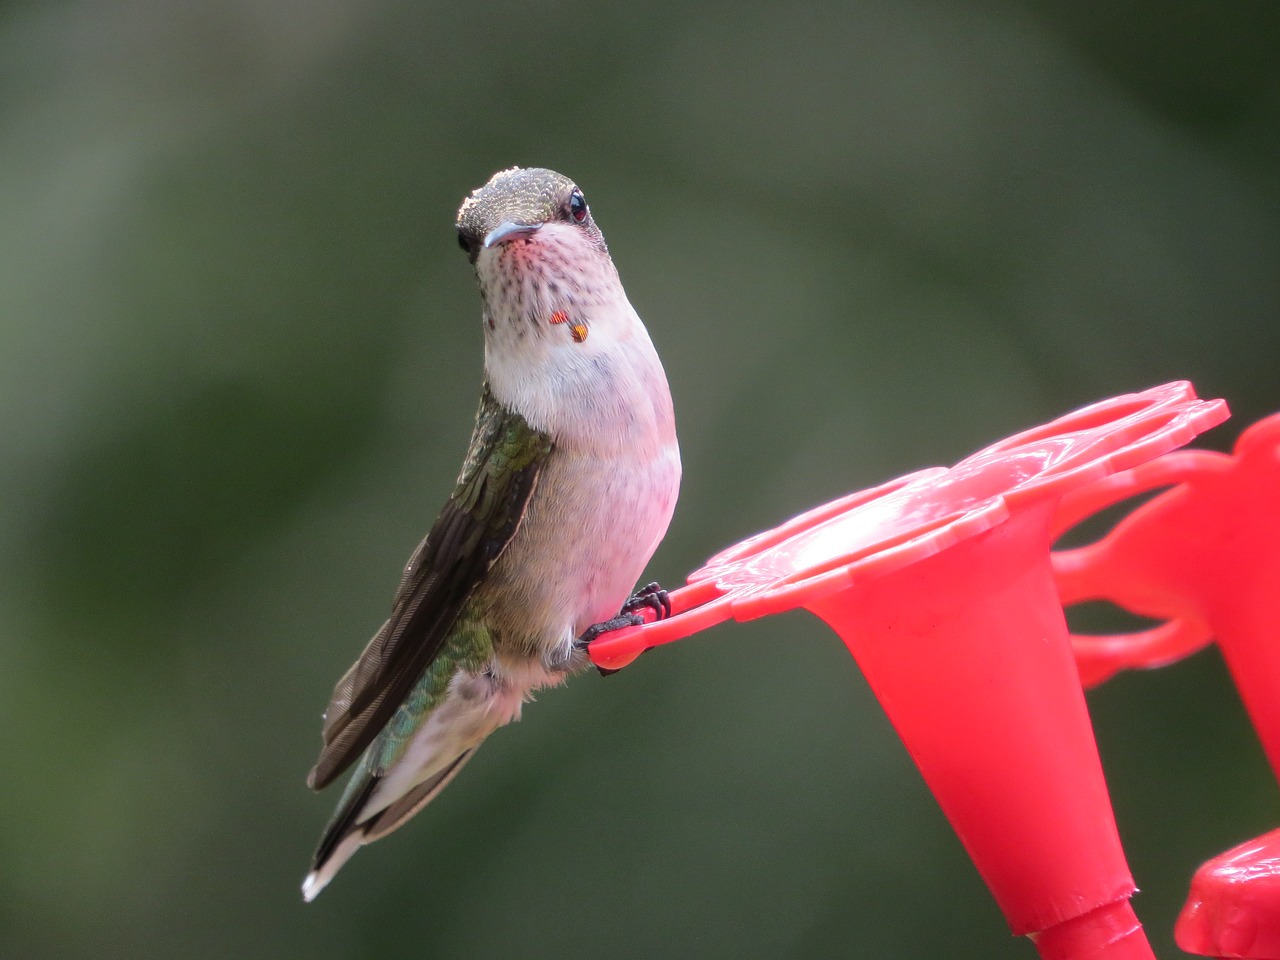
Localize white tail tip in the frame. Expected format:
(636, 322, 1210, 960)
(301, 871, 327, 902)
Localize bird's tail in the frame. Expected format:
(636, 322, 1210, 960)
(301, 747, 478, 902)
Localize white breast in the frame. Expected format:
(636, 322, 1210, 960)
(475, 221, 681, 666)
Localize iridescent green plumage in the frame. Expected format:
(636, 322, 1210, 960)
(307, 385, 552, 793)
(373, 616, 492, 771)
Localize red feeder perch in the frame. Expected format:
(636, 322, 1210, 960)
(589, 382, 1230, 959)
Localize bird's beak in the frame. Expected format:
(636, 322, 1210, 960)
(484, 220, 542, 248)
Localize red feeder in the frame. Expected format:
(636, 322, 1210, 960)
(590, 382, 1229, 959)
(1052, 411, 1280, 777)
(1176, 828, 1280, 959)
(1050, 413, 1280, 958)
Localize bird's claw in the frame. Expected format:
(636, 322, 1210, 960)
(577, 582, 671, 677)
(620, 581, 672, 621)
(576, 612, 645, 648)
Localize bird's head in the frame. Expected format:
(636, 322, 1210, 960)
(456, 167, 622, 338)
(456, 167, 606, 262)
(455, 167, 671, 449)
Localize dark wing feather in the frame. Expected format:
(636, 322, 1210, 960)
(307, 386, 552, 790)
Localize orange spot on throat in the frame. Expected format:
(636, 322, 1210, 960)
(549, 310, 587, 343)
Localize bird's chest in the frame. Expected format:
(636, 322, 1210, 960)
(480, 443, 680, 660)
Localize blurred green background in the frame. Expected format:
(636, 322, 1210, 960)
(2, 1, 1277, 957)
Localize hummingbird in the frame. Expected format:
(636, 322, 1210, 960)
(301, 167, 680, 900)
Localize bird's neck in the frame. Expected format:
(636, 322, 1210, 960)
(483, 293, 676, 461)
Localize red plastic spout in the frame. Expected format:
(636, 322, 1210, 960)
(1176, 828, 1280, 959)
(1033, 900, 1154, 960)
(806, 497, 1139, 939)
(590, 382, 1228, 958)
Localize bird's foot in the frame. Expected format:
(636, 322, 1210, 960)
(577, 582, 671, 677)
(620, 581, 672, 622)
(577, 612, 645, 649)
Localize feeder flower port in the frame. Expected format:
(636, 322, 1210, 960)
(588, 382, 1280, 960)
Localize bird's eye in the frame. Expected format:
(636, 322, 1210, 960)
(457, 228, 477, 257)
(567, 188, 588, 223)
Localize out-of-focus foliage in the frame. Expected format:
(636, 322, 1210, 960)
(1, 1, 1276, 957)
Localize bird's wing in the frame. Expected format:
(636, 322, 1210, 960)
(307, 386, 553, 790)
